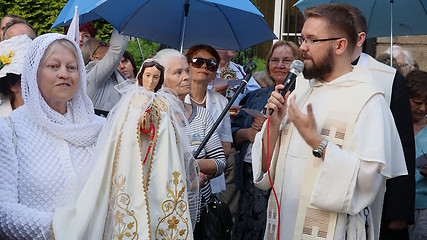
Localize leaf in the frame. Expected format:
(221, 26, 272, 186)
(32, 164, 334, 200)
(127, 222, 134, 229)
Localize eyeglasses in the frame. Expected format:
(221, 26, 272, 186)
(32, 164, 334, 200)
(398, 63, 409, 68)
(189, 58, 218, 72)
(298, 36, 343, 45)
(91, 42, 108, 56)
(269, 58, 293, 66)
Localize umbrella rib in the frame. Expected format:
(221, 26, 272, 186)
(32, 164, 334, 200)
(214, 5, 241, 50)
(119, 1, 151, 31)
(420, 0, 427, 15)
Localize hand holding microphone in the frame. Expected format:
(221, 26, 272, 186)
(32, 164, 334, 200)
(268, 60, 304, 116)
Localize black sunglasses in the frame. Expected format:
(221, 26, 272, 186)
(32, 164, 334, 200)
(189, 58, 218, 72)
(92, 42, 108, 56)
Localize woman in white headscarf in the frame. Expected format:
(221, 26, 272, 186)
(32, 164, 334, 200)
(0, 33, 104, 239)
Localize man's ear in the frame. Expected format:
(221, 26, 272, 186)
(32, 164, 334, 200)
(335, 38, 348, 56)
(357, 32, 366, 48)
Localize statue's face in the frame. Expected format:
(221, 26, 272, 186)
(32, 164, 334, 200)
(142, 66, 161, 92)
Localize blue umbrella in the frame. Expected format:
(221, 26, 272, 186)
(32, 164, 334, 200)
(294, 0, 427, 39)
(52, 0, 277, 51)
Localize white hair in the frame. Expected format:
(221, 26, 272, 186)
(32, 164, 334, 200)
(383, 45, 415, 67)
(153, 48, 187, 71)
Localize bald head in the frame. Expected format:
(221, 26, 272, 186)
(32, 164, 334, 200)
(1, 16, 13, 41)
(0, 15, 25, 41)
(3, 19, 36, 40)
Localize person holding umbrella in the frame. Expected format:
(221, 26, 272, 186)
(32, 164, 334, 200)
(347, 5, 416, 240)
(81, 28, 129, 115)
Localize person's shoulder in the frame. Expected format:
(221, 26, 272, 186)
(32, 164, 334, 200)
(230, 61, 245, 72)
(362, 53, 396, 74)
(8, 105, 28, 120)
(256, 85, 275, 94)
(247, 85, 274, 98)
(194, 105, 209, 114)
(85, 60, 98, 72)
(92, 114, 107, 123)
(207, 89, 227, 102)
(0, 99, 12, 117)
(194, 105, 214, 119)
(230, 61, 243, 68)
(0, 106, 27, 134)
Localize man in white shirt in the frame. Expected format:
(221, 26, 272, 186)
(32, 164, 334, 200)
(252, 4, 408, 239)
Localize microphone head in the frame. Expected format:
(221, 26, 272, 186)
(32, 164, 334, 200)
(290, 60, 304, 75)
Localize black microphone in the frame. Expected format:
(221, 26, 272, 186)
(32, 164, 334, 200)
(269, 60, 304, 115)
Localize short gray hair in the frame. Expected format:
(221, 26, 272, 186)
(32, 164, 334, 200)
(153, 48, 187, 72)
(384, 45, 415, 67)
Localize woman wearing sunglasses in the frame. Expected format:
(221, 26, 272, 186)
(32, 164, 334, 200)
(185, 45, 232, 204)
(185, 45, 232, 159)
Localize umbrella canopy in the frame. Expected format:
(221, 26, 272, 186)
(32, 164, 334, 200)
(52, 0, 277, 51)
(294, 0, 427, 39)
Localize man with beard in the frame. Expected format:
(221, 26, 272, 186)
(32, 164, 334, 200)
(250, 4, 408, 240)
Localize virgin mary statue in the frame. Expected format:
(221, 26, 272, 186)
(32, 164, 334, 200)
(52, 85, 199, 240)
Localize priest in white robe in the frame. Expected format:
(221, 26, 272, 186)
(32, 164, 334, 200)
(251, 4, 408, 240)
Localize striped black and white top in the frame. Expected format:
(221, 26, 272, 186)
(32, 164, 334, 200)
(187, 105, 226, 220)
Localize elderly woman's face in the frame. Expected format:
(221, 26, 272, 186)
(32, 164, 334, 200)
(164, 56, 191, 98)
(268, 45, 296, 85)
(37, 44, 79, 114)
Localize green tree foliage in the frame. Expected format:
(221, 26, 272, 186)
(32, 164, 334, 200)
(0, 0, 68, 36)
(126, 39, 160, 70)
(0, 0, 114, 39)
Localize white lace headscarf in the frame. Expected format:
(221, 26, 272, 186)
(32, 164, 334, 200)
(21, 33, 104, 147)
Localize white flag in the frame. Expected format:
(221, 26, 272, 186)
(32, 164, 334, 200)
(67, 6, 79, 43)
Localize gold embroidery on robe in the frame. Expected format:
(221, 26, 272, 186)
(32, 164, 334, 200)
(155, 171, 189, 240)
(112, 174, 139, 240)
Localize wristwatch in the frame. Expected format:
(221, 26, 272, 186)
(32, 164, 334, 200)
(312, 139, 328, 158)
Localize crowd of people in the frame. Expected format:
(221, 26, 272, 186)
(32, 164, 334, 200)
(0, 3, 426, 240)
